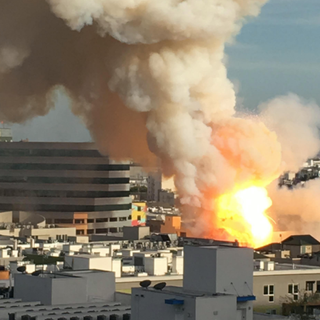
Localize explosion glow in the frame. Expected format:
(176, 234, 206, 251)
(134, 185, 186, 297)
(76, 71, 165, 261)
(216, 186, 273, 248)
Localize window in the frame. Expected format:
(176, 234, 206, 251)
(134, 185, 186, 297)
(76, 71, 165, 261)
(110, 217, 118, 222)
(96, 228, 109, 234)
(317, 281, 320, 292)
(96, 218, 109, 223)
(128, 215, 132, 220)
(119, 227, 123, 232)
(110, 228, 117, 233)
(54, 219, 73, 224)
(263, 285, 274, 303)
(87, 229, 94, 234)
(288, 284, 299, 301)
(76, 230, 85, 235)
(306, 281, 315, 292)
(119, 217, 127, 221)
(75, 219, 85, 224)
(87, 219, 94, 223)
(137, 215, 141, 221)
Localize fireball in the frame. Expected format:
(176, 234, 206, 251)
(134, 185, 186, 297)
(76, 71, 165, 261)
(216, 186, 273, 248)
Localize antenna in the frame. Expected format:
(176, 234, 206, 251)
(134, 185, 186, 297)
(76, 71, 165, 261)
(140, 280, 151, 289)
(154, 282, 166, 291)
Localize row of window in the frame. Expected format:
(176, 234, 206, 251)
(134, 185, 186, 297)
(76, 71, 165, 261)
(0, 149, 102, 157)
(0, 163, 129, 171)
(263, 281, 320, 303)
(54, 216, 130, 224)
(0, 203, 132, 212)
(0, 177, 129, 185)
(76, 227, 123, 235)
(0, 189, 130, 198)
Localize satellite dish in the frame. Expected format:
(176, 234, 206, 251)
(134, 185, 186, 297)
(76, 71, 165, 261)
(17, 266, 26, 273)
(140, 280, 151, 289)
(154, 282, 166, 291)
(31, 270, 42, 277)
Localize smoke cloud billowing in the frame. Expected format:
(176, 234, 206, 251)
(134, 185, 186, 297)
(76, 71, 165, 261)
(1, 0, 320, 238)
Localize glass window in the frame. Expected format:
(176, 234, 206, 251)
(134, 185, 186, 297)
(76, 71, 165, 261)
(294, 285, 299, 293)
(288, 284, 293, 294)
(306, 281, 315, 292)
(75, 219, 85, 224)
(96, 218, 109, 223)
(293, 294, 299, 301)
(269, 285, 274, 295)
(263, 286, 268, 295)
(87, 219, 94, 223)
(110, 217, 118, 222)
(119, 217, 127, 221)
(269, 296, 274, 302)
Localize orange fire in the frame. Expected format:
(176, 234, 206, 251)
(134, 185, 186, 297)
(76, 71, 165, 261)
(215, 186, 273, 248)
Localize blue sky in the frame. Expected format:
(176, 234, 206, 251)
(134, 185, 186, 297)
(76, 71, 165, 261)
(227, 0, 320, 109)
(13, 0, 320, 141)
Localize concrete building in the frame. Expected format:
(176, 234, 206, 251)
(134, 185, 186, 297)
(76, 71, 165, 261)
(123, 226, 150, 241)
(0, 128, 12, 143)
(131, 202, 147, 227)
(281, 235, 320, 257)
(253, 266, 320, 314)
(147, 170, 162, 202)
(14, 269, 115, 305)
(131, 245, 255, 320)
(0, 142, 132, 235)
(158, 189, 175, 206)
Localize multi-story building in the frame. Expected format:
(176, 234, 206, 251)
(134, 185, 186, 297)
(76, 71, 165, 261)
(0, 142, 131, 235)
(0, 128, 12, 142)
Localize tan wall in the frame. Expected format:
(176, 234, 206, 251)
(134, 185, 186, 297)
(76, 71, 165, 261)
(253, 271, 320, 313)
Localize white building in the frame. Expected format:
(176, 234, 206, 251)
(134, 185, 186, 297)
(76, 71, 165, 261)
(131, 245, 255, 320)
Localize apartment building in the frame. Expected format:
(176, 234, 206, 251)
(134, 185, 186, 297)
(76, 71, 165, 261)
(0, 142, 131, 235)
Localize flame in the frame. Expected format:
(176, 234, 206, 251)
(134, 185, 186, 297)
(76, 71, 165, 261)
(215, 186, 273, 248)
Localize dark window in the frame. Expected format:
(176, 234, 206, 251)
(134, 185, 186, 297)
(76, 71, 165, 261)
(0, 190, 129, 198)
(0, 163, 130, 171)
(317, 281, 320, 292)
(87, 219, 94, 223)
(0, 203, 132, 212)
(87, 229, 94, 234)
(119, 217, 127, 221)
(110, 228, 117, 233)
(76, 230, 84, 235)
(128, 215, 132, 220)
(306, 281, 315, 292)
(96, 228, 108, 234)
(288, 284, 293, 294)
(269, 285, 274, 295)
(293, 294, 299, 301)
(137, 207, 141, 212)
(137, 215, 141, 221)
(75, 219, 85, 224)
(110, 218, 118, 222)
(55, 219, 73, 224)
(268, 296, 274, 302)
(294, 285, 299, 293)
(96, 218, 109, 223)
(264, 286, 268, 295)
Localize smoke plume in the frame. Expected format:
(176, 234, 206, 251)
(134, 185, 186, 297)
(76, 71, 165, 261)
(1, 0, 320, 240)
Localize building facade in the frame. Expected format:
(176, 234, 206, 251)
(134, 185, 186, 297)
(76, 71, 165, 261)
(0, 142, 132, 235)
(253, 268, 320, 314)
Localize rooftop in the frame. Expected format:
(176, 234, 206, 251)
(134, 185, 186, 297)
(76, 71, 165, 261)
(282, 234, 320, 246)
